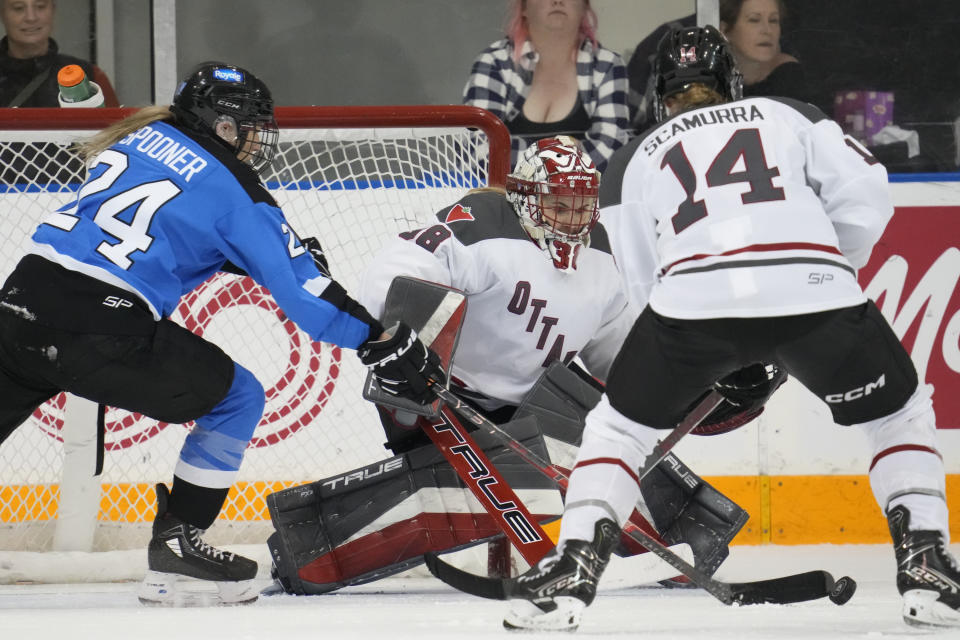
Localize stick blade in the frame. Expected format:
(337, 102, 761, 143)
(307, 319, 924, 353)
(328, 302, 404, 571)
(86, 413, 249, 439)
(423, 552, 511, 600)
(730, 570, 835, 605)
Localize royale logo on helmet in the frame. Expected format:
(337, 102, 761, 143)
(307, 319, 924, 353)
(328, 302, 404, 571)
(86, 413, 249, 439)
(172, 62, 280, 174)
(213, 68, 244, 83)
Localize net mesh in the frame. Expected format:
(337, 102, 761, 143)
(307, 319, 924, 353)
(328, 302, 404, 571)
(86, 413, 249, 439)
(0, 112, 500, 558)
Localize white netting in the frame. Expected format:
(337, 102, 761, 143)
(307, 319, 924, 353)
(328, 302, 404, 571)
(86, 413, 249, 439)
(0, 111, 501, 563)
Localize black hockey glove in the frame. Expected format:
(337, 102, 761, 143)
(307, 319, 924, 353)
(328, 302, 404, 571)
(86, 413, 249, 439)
(358, 323, 446, 404)
(692, 363, 787, 436)
(302, 236, 331, 278)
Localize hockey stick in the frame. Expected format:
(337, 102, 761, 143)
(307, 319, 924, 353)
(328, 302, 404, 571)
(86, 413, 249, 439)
(426, 384, 842, 606)
(419, 404, 557, 566)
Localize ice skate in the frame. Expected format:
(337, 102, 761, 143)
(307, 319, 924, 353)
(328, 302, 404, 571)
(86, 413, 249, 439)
(138, 483, 258, 607)
(503, 518, 619, 632)
(888, 504, 960, 627)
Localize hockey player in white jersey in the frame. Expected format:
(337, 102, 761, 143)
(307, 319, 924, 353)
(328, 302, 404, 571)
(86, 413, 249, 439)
(261, 136, 758, 597)
(502, 26, 960, 631)
(360, 136, 628, 425)
(342, 136, 756, 588)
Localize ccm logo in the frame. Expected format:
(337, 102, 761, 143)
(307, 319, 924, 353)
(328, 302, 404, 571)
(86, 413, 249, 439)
(824, 374, 886, 403)
(103, 295, 133, 309)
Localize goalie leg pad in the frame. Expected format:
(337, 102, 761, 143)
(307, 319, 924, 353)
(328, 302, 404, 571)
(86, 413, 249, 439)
(265, 419, 562, 595)
(639, 453, 749, 576)
(514, 362, 747, 576)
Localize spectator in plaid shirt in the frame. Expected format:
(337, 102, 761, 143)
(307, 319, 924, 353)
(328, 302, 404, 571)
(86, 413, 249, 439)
(463, 0, 629, 172)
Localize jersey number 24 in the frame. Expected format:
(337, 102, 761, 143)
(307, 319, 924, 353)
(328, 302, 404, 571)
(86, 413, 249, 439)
(44, 149, 182, 269)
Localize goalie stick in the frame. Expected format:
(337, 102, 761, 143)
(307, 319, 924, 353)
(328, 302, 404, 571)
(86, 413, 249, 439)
(419, 404, 556, 566)
(366, 277, 670, 572)
(425, 384, 843, 606)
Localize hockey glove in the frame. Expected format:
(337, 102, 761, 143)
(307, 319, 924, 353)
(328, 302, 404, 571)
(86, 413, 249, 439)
(302, 236, 331, 277)
(692, 363, 787, 436)
(358, 323, 446, 404)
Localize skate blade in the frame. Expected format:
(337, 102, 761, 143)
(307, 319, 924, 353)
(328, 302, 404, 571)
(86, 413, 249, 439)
(259, 578, 288, 596)
(138, 570, 259, 607)
(902, 589, 960, 628)
(503, 596, 585, 632)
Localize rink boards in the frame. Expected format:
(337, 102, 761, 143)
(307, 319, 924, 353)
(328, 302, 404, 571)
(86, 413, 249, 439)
(0, 179, 958, 547)
(679, 180, 960, 544)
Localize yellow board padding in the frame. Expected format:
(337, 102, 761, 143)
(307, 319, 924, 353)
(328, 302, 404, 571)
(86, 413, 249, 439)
(3, 475, 960, 546)
(708, 475, 960, 545)
(0, 480, 303, 524)
(0, 484, 59, 522)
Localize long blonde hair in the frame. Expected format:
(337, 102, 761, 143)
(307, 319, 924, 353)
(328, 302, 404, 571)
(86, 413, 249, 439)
(467, 185, 507, 196)
(76, 105, 175, 161)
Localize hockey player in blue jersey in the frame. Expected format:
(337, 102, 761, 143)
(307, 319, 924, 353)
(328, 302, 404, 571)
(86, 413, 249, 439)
(0, 62, 444, 605)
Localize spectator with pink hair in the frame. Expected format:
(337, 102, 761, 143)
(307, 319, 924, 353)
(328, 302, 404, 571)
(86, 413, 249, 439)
(463, 0, 629, 172)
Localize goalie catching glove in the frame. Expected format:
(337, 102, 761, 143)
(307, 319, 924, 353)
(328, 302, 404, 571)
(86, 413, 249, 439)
(693, 363, 787, 436)
(358, 323, 445, 404)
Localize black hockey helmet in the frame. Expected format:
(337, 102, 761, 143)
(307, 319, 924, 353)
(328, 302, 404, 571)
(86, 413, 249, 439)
(171, 62, 279, 173)
(653, 25, 742, 122)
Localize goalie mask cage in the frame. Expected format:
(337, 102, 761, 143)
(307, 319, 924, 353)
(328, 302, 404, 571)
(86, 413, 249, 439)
(0, 105, 510, 582)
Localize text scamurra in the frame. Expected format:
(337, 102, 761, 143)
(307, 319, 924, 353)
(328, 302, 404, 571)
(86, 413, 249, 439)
(644, 105, 765, 155)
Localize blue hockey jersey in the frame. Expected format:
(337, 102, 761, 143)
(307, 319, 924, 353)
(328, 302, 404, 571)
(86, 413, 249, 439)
(30, 120, 380, 350)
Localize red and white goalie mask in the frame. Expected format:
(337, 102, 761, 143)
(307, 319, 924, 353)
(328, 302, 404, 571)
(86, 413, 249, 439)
(506, 136, 601, 272)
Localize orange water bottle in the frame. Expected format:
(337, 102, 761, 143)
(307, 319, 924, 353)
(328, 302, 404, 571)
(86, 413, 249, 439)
(57, 64, 105, 107)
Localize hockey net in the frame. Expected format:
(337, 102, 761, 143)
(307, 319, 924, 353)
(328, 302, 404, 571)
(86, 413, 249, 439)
(0, 105, 510, 582)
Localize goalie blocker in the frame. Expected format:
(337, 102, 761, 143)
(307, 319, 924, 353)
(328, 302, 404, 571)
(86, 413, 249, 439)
(264, 277, 750, 593)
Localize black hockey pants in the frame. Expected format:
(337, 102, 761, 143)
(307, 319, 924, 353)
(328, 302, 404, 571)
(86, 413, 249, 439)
(605, 301, 918, 429)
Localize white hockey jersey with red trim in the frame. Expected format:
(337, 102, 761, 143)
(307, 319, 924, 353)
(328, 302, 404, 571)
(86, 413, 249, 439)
(601, 96, 894, 319)
(358, 191, 633, 408)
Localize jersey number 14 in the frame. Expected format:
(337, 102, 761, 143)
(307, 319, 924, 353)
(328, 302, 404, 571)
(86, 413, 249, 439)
(662, 128, 785, 234)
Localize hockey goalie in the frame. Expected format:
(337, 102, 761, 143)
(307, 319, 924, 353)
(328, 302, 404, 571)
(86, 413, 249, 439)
(263, 137, 783, 595)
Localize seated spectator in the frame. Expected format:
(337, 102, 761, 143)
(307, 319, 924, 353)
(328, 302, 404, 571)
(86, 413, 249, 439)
(719, 0, 808, 102)
(463, 0, 629, 171)
(0, 0, 119, 107)
(625, 13, 696, 133)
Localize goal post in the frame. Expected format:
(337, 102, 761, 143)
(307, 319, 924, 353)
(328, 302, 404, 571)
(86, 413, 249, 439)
(0, 105, 511, 580)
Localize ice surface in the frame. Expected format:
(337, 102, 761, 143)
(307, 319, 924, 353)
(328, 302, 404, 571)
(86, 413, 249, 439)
(3, 543, 960, 640)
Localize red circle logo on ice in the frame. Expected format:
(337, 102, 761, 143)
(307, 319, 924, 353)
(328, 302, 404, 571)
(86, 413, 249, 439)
(31, 274, 341, 449)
